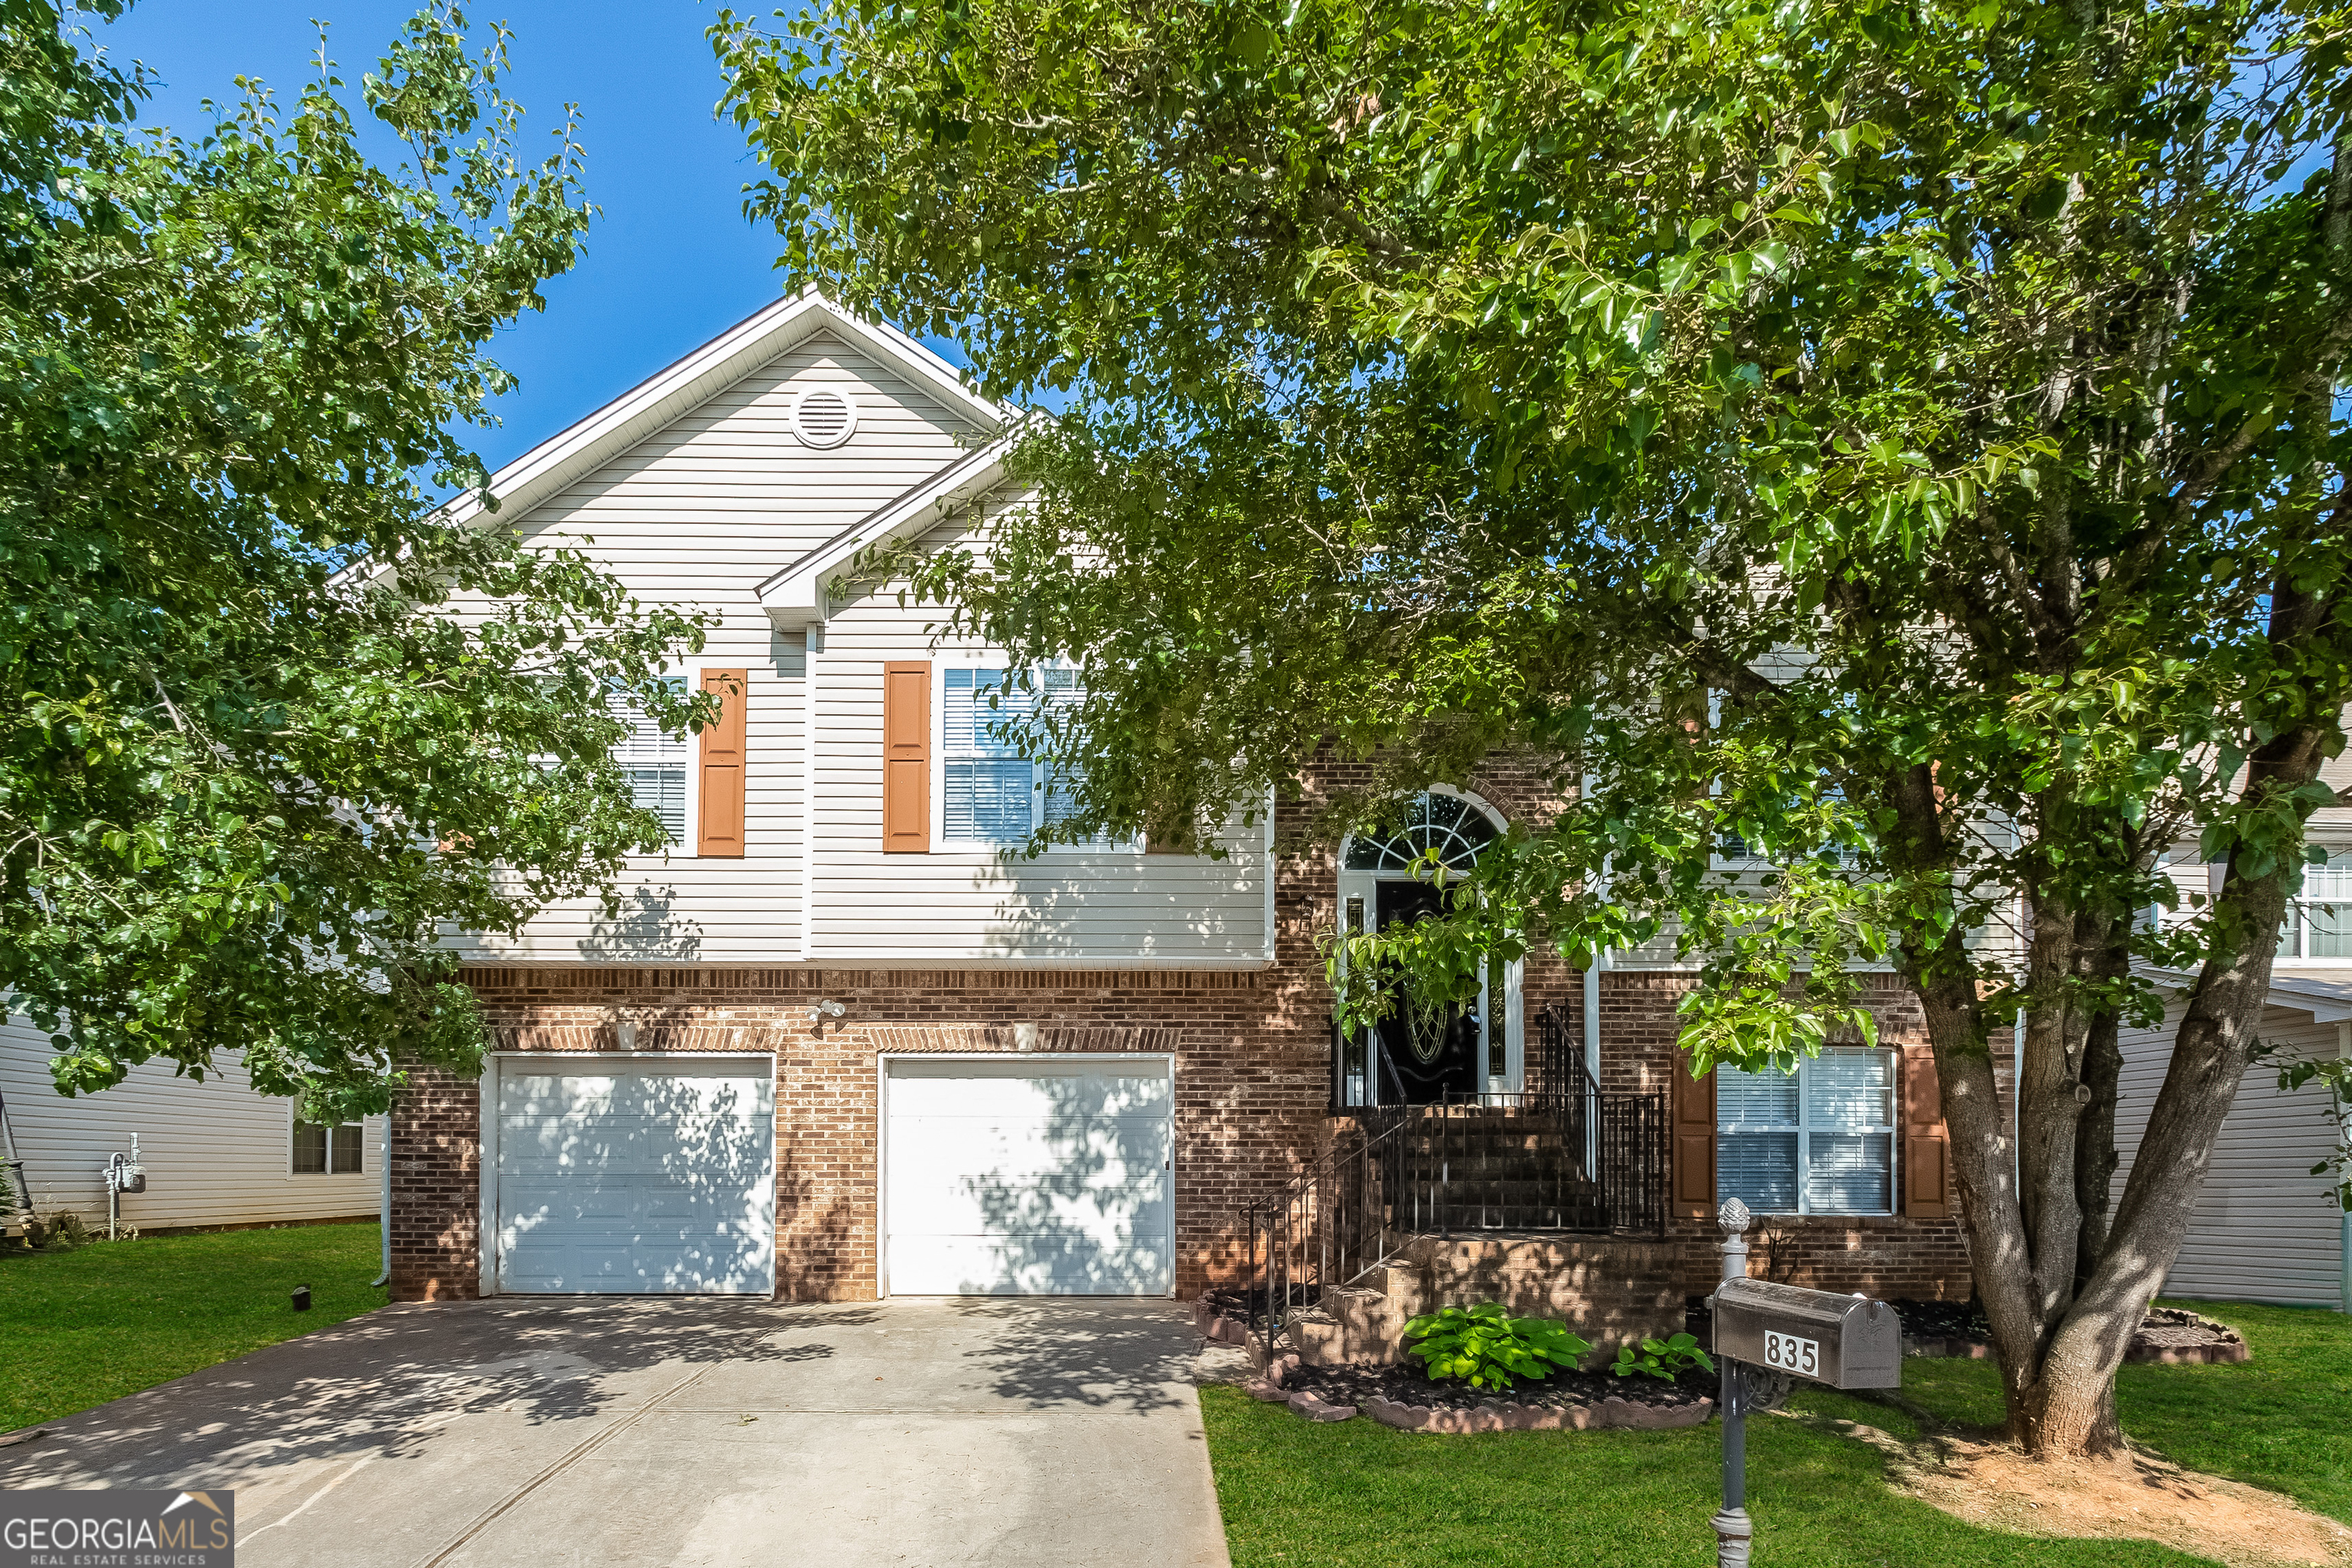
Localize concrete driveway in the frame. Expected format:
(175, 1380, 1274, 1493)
(0, 1298, 1233, 1568)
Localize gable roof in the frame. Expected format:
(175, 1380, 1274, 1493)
(439, 289, 1009, 534)
(755, 433, 1017, 629)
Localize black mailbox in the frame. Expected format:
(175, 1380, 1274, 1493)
(1714, 1278, 1901, 1390)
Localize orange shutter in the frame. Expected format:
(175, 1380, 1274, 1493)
(1671, 1044, 1717, 1218)
(696, 669, 748, 858)
(1903, 1044, 1952, 1218)
(882, 661, 930, 852)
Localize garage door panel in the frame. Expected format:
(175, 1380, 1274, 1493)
(887, 1065, 1173, 1119)
(884, 1058, 1174, 1298)
(493, 1060, 776, 1295)
(884, 1233, 1173, 1296)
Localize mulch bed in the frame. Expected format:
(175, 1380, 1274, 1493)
(1681, 1295, 2247, 1365)
(1291, 1359, 1720, 1415)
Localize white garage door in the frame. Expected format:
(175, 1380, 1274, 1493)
(491, 1057, 776, 1295)
(884, 1057, 1174, 1295)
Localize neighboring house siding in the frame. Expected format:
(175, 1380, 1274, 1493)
(2, 1016, 382, 1232)
(2112, 1000, 2344, 1308)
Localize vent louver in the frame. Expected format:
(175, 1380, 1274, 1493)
(791, 387, 858, 448)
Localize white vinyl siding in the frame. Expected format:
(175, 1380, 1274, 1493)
(445, 330, 1272, 968)
(1718, 1050, 1896, 1216)
(446, 332, 975, 964)
(810, 538, 1270, 964)
(2112, 998, 2345, 1307)
(2, 1014, 381, 1230)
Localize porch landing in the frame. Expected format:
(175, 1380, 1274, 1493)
(1285, 1233, 1685, 1367)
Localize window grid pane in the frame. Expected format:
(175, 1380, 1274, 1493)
(1720, 1132, 1798, 1214)
(944, 759, 1034, 842)
(292, 1122, 327, 1174)
(328, 1123, 364, 1174)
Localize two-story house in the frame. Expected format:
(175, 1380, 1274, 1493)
(388, 292, 1991, 1315)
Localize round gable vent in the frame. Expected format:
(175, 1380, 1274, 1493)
(790, 386, 858, 448)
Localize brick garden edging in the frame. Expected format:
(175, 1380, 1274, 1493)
(1243, 1352, 1715, 1433)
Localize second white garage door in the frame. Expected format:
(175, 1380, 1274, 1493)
(884, 1056, 1174, 1295)
(490, 1056, 776, 1295)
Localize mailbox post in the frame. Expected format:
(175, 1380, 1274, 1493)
(1710, 1198, 1903, 1565)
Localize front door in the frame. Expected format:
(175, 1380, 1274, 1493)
(1372, 880, 1482, 1104)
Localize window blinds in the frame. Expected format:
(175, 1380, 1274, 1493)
(612, 679, 689, 846)
(1717, 1050, 1894, 1216)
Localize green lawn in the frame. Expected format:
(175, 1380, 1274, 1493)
(0, 1221, 387, 1433)
(1201, 1299, 2350, 1567)
(1888, 1300, 2352, 1525)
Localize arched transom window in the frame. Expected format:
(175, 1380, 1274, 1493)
(1342, 790, 1499, 874)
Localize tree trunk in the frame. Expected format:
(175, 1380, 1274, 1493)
(1893, 697, 2332, 1458)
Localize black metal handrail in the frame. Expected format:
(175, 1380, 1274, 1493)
(1239, 1073, 1668, 1348)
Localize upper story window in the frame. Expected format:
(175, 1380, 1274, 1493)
(292, 1119, 364, 1175)
(2278, 851, 2352, 961)
(612, 677, 690, 847)
(942, 668, 1112, 848)
(1717, 1049, 1895, 1215)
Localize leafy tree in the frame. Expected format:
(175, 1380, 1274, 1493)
(720, 0, 2352, 1456)
(2, 1, 713, 1122)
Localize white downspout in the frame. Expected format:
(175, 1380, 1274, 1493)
(372, 1109, 391, 1289)
(1583, 952, 1603, 1087)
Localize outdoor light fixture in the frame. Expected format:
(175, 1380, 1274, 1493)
(808, 999, 846, 1024)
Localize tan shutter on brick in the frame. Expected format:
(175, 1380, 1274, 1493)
(882, 661, 930, 852)
(1902, 1044, 1953, 1218)
(696, 668, 747, 858)
(1671, 1044, 1717, 1218)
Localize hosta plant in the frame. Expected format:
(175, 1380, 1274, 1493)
(1612, 1334, 1717, 1383)
(1400, 1303, 1592, 1391)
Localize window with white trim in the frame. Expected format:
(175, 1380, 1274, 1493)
(292, 1120, 364, 1175)
(1717, 1049, 1895, 1215)
(942, 668, 1114, 847)
(2277, 851, 2352, 960)
(612, 677, 690, 847)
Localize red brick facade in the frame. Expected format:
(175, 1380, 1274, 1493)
(391, 773, 1991, 1307)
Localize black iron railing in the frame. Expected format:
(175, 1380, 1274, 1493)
(1242, 1008, 1667, 1347)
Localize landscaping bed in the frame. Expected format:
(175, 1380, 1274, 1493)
(1250, 1353, 1717, 1432)
(1684, 1295, 2251, 1365)
(1290, 1358, 1719, 1415)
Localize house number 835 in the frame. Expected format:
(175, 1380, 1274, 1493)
(1762, 1331, 1818, 1377)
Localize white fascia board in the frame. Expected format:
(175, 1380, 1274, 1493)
(344, 290, 1006, 586)
(755, 436, 1014, 629)
(2129, 962, 2352, 1024)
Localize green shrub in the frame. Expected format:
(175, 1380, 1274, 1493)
(1401, 1303, 1592, 1390)
(1611, 1332, 1716, 1382)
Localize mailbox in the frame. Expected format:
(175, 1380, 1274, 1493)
(1714, 1277, 1901, 1390)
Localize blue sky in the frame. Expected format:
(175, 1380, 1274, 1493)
(92, 0, 958, 474)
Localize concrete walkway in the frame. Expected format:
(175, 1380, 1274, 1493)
(0, 1298, 1233, 1568)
